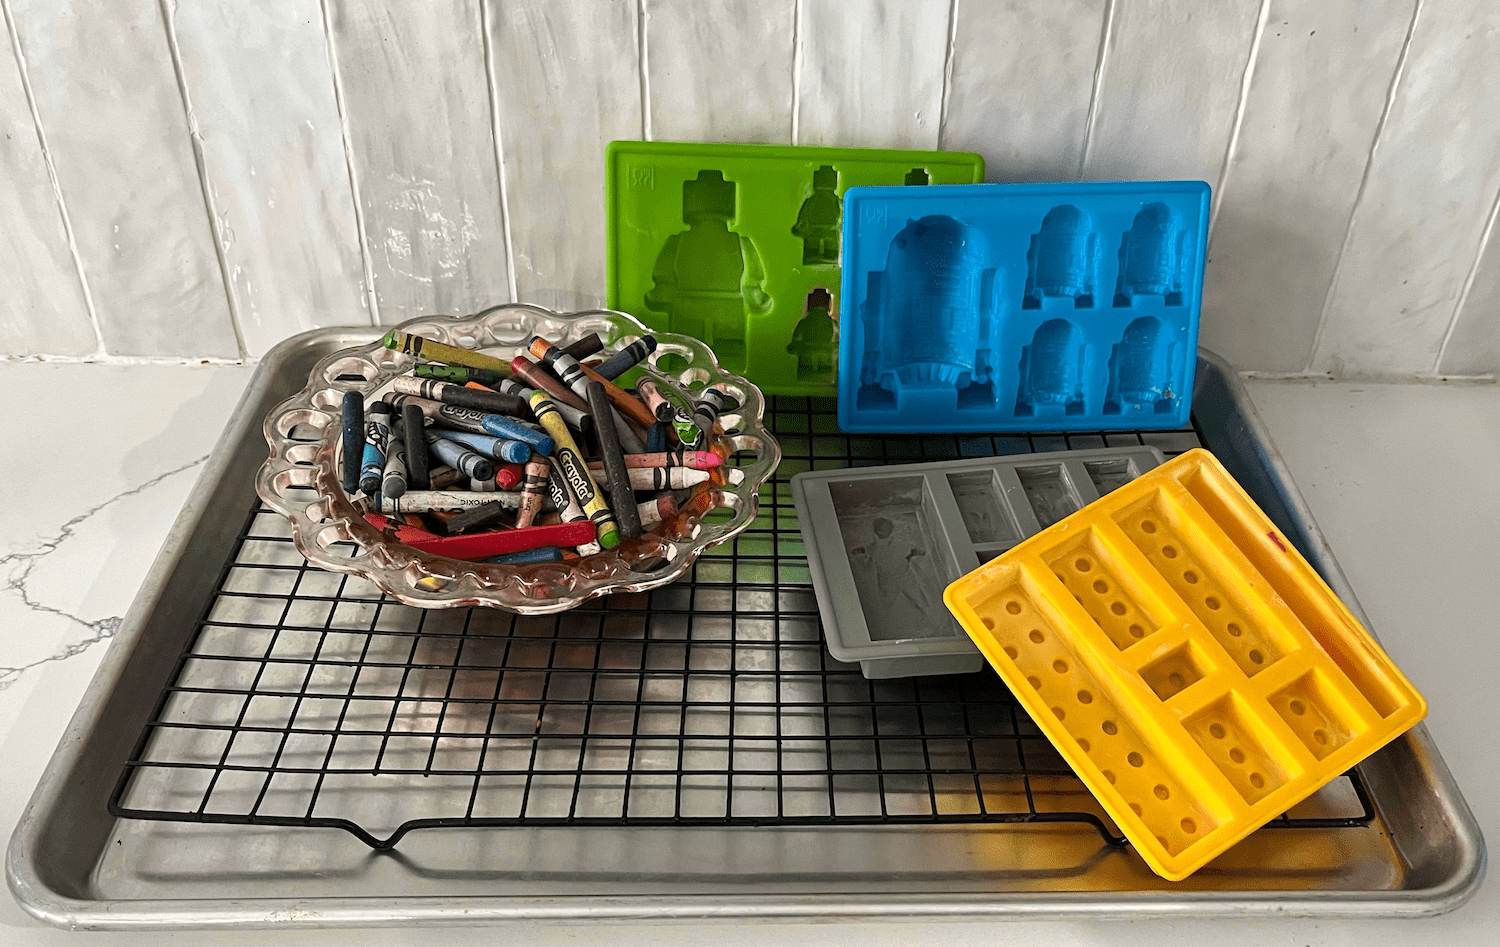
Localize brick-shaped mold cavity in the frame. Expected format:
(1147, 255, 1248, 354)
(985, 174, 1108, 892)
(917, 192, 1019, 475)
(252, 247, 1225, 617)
(1183, 693, 1294, 805)
(1042, 530, 1161, 650)
(1268, 670, 1362, 761)
(1140, 642, 1210, 701)
(1114, 491, 1288, 677)
(966, 580, 1216, 857)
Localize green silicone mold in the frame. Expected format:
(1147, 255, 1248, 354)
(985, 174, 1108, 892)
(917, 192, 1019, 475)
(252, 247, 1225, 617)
(605, 141, 985, 395)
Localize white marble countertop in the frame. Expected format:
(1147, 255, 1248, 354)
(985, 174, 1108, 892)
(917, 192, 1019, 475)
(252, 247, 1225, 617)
(0, 363, 1493, 945)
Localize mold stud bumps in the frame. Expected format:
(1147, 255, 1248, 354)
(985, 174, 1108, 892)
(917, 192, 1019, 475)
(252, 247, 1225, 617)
(859, 215, 999, 411)
(787, 288, 836, 381)
(792, 165, 841, 266)
(1024, 205, 1097, 309)
(1114, 203, 1185, 307)
(645, 170, 771, 368)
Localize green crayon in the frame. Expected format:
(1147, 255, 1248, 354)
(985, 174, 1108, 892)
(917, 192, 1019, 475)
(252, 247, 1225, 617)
(382, 329, 513, 376)
(527, 389, 620, 549)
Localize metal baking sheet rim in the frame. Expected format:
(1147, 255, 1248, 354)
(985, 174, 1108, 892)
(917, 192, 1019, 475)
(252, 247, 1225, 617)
(6, 334, 1486, 928)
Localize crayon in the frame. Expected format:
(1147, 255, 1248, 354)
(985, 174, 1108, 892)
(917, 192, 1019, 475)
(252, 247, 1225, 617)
(377, 490, 523, 513)
(595, 335, 657, 380)
(610, 449, 722, 470)
(413, 362, 507, 388)
(485, 547, 564, 565)
(563, 332, 605, 360)
(382, 415, 409, 499)
(360, 400, 394, 494)
(426, 433, 496, 481)
(588, 381, 642, 541)
(635, 378, 674, 422)
(495, 462, 524, 490)
(587, 465, 742, 491)
(516, 458, 550, 529)
(340, 391, 364, 495)
(426, 427, 531, 464)
(692, 386, 730, 446)
(382, 328, 513, 376)
(646, 421, 672, 452)
(496, 374, 592, 432)
(390, 375, 525, 417)
(402, 403, 430, 490)
(547, 464, 603, 557)
(369, 517, 594, 558)
(528, 389, 620, 549)
(637, 494, 677, 527)
(530, 336, 657, 429)
(391, 398, 552, 454)
(364, 512, 439, 544)
(615, 415, 647, 455)
(441, 498, 508, 534)
(470, 476, 496, 492)
(510, 355, 590, 412)
(428, 465, 466, 490)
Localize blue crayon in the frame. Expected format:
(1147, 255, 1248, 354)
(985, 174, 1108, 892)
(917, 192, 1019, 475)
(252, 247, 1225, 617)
(340, 391, 364, 495)
(426, 434, 496, 481)
(646, 421, 672, 452)
(359, 400, 393, 494)
(477, 412, 554, 455)
(594, 335, 658, 380)
(486, 547, 564, 565)
(429, 428, 531, 464)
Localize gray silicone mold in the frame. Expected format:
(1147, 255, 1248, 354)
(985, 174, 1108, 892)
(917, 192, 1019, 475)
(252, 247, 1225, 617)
(791, 445, 1166, 679)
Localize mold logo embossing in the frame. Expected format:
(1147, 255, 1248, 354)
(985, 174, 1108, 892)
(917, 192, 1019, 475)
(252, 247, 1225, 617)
(862, 203, 888, 228)
(627, 164, 655, 190)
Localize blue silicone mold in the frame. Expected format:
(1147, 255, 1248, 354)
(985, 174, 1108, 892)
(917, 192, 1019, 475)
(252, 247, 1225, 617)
(838, 181, 1210, 433)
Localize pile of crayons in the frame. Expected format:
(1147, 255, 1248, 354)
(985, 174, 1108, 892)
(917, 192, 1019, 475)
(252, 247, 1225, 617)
(338, 328, 743, 566)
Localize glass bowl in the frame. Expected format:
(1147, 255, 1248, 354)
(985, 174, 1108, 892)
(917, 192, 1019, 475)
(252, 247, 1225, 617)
(255, 305, 781, 613)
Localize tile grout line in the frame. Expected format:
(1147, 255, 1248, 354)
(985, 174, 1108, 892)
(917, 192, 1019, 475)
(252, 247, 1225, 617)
(478, 0, 519, 304)
(1210, 0, 1272, 234)
(2, 0, 107, 357)
(789, 0, 803, 145)
(318, 0, 382, 327)
(1077, 0, 1117, 180)
(1430, 175, 1500, 375)
(1304, 0, 1423, 374)
(157, 0, 247, 359)
(936, 0, 958, 152)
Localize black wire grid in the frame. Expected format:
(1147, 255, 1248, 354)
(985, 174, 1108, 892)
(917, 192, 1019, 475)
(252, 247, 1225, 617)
(109, 397, 1374, 850)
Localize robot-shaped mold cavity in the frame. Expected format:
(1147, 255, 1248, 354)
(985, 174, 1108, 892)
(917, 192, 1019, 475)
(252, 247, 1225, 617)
(1015, 318, 1086, 416)
(1114, 202, 1186, 306)
(792, 165, 841, 266)
(645, 170, 771, 366)
(1024, 204, 1097, 309)
(787, 288, 836, 381)
(858, 215, 998, 409)
(1106, 316, 1175, 414)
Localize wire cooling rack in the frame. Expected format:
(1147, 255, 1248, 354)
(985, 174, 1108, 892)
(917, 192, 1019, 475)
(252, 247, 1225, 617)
(109, 397, 1373, 849)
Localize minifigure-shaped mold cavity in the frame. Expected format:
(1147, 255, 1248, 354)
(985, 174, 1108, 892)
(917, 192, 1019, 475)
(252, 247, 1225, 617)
(1114, 203, 1185, 307)
(1015, 318, 1085, 416)
(1024, 205, 1096, 309)
(905, 167, 930, 185)
(792, 165, 841, 265)
(1106, 316, 1176, 415)
(645, 170, 771, 367)
(786, 288, 836, 381)
(857, 215, 998, 410)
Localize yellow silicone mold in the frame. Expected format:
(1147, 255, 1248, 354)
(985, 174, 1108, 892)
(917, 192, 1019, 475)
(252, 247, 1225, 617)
(942, 448, 1425, 881)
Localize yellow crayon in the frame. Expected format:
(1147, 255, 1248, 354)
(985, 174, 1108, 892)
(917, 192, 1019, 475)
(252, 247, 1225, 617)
(382, 329, 513, 376)
(527, 390, 620, 549)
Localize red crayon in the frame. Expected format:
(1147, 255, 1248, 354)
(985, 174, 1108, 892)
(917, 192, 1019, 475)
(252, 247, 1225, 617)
(495, 462, 524, 489)
(366, 515, 597, 559)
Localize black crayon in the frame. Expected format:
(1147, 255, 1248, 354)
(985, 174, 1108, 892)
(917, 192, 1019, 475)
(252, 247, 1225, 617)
(382, 416, 409, 499)
(692, 386, 730, 445)
(390, 375, 525, 417)
(443, 498, 508, 534)
(563, 332, 604, 361)
(587, 381, 642, 541)
(595, 335, 658, 380)
(341, 391, 364, 496)
(402, 403, 430, 490)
